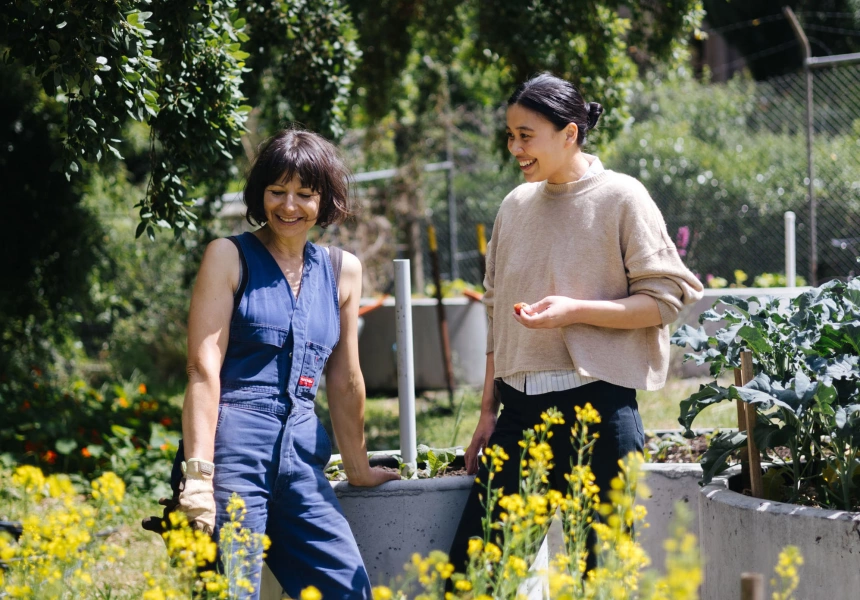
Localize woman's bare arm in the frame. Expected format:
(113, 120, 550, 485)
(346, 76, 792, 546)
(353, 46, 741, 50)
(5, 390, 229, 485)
(325, 251, 399, 486)
(182, 239, 240, 461)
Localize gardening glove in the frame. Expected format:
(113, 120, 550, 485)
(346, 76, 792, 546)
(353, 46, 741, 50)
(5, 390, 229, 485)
(177, 458, 216, 536)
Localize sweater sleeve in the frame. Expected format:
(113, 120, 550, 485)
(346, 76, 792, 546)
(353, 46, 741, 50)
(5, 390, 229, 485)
(622, 183, 704, 326)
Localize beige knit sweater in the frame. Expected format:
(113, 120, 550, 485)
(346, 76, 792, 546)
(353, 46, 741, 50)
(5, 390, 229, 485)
(484, 170, 704, 391)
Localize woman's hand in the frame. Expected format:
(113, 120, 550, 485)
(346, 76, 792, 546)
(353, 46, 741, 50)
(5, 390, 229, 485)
(513, 296, 578, 329)
(347, 466, 401, 487)
(515, 295, 663, 329)
(465, 412, 497, 475)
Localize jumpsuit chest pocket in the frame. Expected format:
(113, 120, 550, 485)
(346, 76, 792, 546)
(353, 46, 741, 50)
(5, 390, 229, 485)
(223, 325, 289, 388)
(295, 341, 332, 400)
(230, 324, 288, 347)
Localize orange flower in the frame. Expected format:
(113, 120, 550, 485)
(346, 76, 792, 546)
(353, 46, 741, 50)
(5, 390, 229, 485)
(138, 383, 147, 394)
(160, 443, 169, 451)
(43, 450, 57, 464)
(82, 447, 91, 458)
(117, 397, 129, 408)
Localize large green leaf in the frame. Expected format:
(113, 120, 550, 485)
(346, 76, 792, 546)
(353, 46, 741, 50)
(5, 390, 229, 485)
(678, 383, 730, 434)
(671, 324, 710, 351)
(700, 430, 747, 486)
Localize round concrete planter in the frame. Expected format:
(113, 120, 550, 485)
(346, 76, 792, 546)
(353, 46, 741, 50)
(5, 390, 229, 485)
(638, 463, 703, 570)
(260, 474, 549, 599)
(258, 461, 703, 598)
(332, 475, 474, 585)
(357, 297, 487, 392)
(699, 467, 860, 600)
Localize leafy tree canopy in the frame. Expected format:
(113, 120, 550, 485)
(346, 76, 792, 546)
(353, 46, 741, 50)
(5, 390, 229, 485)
(1, 0, 704, 235)
(0, 0, 359, 236)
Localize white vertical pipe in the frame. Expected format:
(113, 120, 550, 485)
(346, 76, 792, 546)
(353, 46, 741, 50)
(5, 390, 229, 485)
(785, 211, 796, 288)
(394, 259, 417, 467)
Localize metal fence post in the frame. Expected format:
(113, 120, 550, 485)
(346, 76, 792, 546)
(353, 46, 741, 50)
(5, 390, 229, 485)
(394, 259, 417, 468)
(784, 6, 817, 286)
(785, 211, 796, 287)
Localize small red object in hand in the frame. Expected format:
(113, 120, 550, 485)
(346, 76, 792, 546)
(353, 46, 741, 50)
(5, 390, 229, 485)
(514, 302, 528, 315)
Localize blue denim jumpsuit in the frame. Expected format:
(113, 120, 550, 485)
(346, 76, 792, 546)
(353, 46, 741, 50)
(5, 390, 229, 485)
(207, 232, 371, 599)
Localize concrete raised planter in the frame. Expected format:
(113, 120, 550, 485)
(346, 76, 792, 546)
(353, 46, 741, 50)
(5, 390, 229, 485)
(357, 297, 487, 392)
(259, 462, 703, 598)
(637, 463, 703, 570)
(699, 467, 860, 600)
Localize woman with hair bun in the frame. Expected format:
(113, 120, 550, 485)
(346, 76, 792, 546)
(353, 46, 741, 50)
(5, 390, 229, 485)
(448, 73, 703, 572)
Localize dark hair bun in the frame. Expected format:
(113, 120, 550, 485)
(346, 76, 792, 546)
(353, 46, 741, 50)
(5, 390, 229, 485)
(586, 102, 604, 130)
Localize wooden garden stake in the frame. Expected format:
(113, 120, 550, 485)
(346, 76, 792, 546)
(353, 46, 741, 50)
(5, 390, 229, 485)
(734, 367, 751, 493)
(427, 225, 456, 409)
(740, 572, 764, 600)
(736, 350, 764, 498)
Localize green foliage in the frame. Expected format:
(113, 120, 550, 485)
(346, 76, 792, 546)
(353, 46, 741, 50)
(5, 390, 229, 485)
(0, 61, 103, 373)
(473, 0, 705, 142)
(0, 366, 180, 497)
(139, 0, 250, 237)
(242, 0, 360, 138)
(0, 0, 159, 175)
(672, 280, 860, 510)
(0, 0, 360, 236)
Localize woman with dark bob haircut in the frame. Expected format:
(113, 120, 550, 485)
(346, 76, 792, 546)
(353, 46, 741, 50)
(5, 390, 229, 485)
(448, 73, 704, 574)
(168, 128, 398, 599)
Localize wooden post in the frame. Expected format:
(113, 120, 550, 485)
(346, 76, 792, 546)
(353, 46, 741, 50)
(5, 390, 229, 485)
(740, 572, 764, 600)
(734, 367, 751, 493)
(427, 225, 456, 409)
(735, 350, 764, 498)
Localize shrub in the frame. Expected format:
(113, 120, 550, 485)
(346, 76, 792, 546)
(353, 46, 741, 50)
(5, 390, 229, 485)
(0, 368, 180, 497)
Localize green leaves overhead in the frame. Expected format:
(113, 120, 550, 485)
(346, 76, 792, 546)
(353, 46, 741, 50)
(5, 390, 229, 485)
(0, 0, 359, 236)
(242, 0, 360, 139)
(0, 0, 159, 177)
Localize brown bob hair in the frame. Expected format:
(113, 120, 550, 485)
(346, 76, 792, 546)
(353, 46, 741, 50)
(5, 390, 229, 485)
(243, 128, 353, 228)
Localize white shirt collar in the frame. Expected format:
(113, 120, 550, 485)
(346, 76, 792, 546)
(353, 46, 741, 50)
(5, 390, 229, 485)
(579, 154, 604, 180)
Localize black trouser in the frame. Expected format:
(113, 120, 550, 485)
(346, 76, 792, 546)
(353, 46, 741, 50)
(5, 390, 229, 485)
(448, 379, 644, 574)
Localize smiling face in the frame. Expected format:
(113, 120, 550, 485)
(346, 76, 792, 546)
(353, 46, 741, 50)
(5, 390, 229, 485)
(506, 103, 579, 184)
(263, 173, 320, 241)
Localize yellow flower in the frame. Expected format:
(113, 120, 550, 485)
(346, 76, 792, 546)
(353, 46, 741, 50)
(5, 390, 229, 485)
(12, 465, 46, 497)
(373, 586, 393, 600)
(300, 586, 322, 600)
(467, 538, 483, 556)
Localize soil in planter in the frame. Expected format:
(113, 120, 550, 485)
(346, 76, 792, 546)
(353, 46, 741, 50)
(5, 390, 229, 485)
(644, 432, 709, 463)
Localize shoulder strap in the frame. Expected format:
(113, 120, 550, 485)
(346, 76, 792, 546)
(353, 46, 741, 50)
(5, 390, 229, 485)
(227, 235, 249, 309)
(328, 245, 344, 289)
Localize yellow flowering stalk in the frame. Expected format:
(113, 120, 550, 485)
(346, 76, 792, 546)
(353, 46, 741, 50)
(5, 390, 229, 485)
(217, 494, 271, 599)
(0, 466, 129, 599)
(771, 546, 803, 600)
